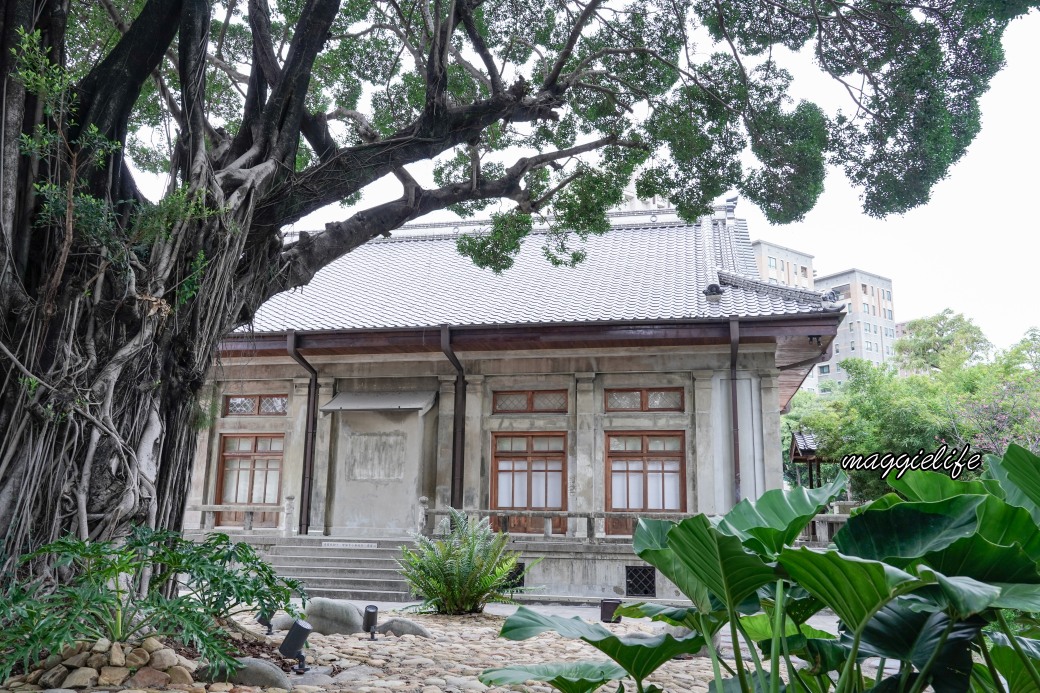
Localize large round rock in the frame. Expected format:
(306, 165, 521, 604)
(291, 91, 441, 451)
(304, 598, 364, 635)
(197, 657, 291, 689)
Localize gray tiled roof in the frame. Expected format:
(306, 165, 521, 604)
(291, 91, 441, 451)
(250, 219, 830, 332)
(792, 430, 819, 453)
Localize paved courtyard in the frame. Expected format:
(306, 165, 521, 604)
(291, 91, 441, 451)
(264, 601, 841, 692)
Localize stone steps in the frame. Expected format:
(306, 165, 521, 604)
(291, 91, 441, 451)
(260, 539, 414, 601)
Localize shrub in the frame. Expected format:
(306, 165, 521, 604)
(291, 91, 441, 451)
(397, 508, 537, 614)
(0, 528, 304, 679)
(148, 530, 306, 621)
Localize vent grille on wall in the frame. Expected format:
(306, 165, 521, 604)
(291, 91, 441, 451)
(625, 565, 656, 598)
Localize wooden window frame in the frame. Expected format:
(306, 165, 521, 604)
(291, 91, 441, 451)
(222, 394, 289, 417)
(492, 390, 569, 414)
(216, 434, 285, 527)
(490, 433, 568, 511)
(604, 431, 686, 514)
(604, 387, 684, 413)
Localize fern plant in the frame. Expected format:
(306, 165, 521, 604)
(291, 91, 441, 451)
(397, 508, 538, 614)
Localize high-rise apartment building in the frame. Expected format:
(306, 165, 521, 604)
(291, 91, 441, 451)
(750, 240, 816, 290)
(813, 269, 896, 388)
(750, 240, 819, 394)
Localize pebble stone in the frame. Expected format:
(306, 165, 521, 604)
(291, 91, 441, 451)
(4, 612, 722, 693)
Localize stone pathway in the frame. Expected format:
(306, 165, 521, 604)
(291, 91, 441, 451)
(273, 609, 718, 692)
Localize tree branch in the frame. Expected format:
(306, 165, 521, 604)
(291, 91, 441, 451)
(542, 0, 605, 92)
(458, 0, 503, 93)
(268, 134, 625, 297)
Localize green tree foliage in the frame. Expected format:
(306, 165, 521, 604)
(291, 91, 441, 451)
(800, 359, 956, 500)
(1, 0, 1037, 572)
(786, 318, 1040, 501)
(894, 308, 992, 372)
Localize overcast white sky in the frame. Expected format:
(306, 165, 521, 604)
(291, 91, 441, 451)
(735, 11, 1040, 351)
(139, 10, 1040, 350)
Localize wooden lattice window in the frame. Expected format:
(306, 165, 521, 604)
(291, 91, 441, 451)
(217, 435, 284, 527)
(491, 433, 567, 534)
(223, 394, 289, 416)
(606, 433, 684, 512)
(492, 390, 568, 414)
(604, 388, 683, 412)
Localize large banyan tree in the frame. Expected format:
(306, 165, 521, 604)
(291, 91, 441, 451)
(0, 0, 1034, 571)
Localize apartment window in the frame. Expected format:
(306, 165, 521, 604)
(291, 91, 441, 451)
(870, 286, 875, 296)
(218, 435, 283, 527)
(851, 341, 856, 351)
(866, 342, 872, 352)
(835, 344, 840, 353)
(849, 323, 854, 332)
(862, 283, 868, 293)
(875, 342, 879, 352)
(223, 394, 288, 416)
(819, 365, 830, 375)
(606, 433, 685, 517)
(605, 388, 683, 412)
(871, 306, 877, 316)
(768, 257, 777, 268)
(780, 260, 785, 271)
(801, 267, 808, 278)
(862, 302, 870, 313)
(493, 390, 568, 414)
(874, 324, 878, 334)
(886, 290, 892, 300)
(492, 433, 567, 533)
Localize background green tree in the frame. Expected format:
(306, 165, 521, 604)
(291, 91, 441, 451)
(894, 308, 992, 372)
(786, 316, 1040, 501)
(0, 0, 1036, 575)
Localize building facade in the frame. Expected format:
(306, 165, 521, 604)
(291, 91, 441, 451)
(750, 240, 816, 291)
(813, 269, 896, 388)
(750, 240, 819, 393)
(185, 203, 843, 597)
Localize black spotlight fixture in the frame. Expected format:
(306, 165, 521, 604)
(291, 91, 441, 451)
(277, 619, 313, 674)
(363, 604, 379, 640)
(256, 609, 273, 636)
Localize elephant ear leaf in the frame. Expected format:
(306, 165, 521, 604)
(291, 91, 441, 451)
(717, 472, 847, 558)
(479, 661, 628, 693)
(987, 445, 1040, 525)
(778, 548, 922, 632)
(498, 606, 706, 683)
(989, 633, 1040, 693)
(634, 518, 712, 611)
(888, 469, 1003, 502)
(667, 515, 776, 610)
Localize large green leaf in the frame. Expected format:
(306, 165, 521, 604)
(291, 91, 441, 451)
(738, 613, 834, 643)
(633, 518, 711, 611)
(852, 598, 980, 692)
(778, 548, 922, 631)
(990, 645, 1040, 693)
(717, 472, 847, 557)
(998, 444, 1040, 505)
(479, 660, 628, 693)
(913, 568, 1003, 619)
(992, 583, 1040, 611)
(613, 601, 724, 637)
(987, 447, 1040, 526)
(989, 632, 1040, 660)
(922, 533, 1040, 584)
(498, 607, 706, 682)
(887, 469, 1003, 502)
(666, 515, 776, 609)
(834, 495, 984, 566)
(836, 494, 1040, 584)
